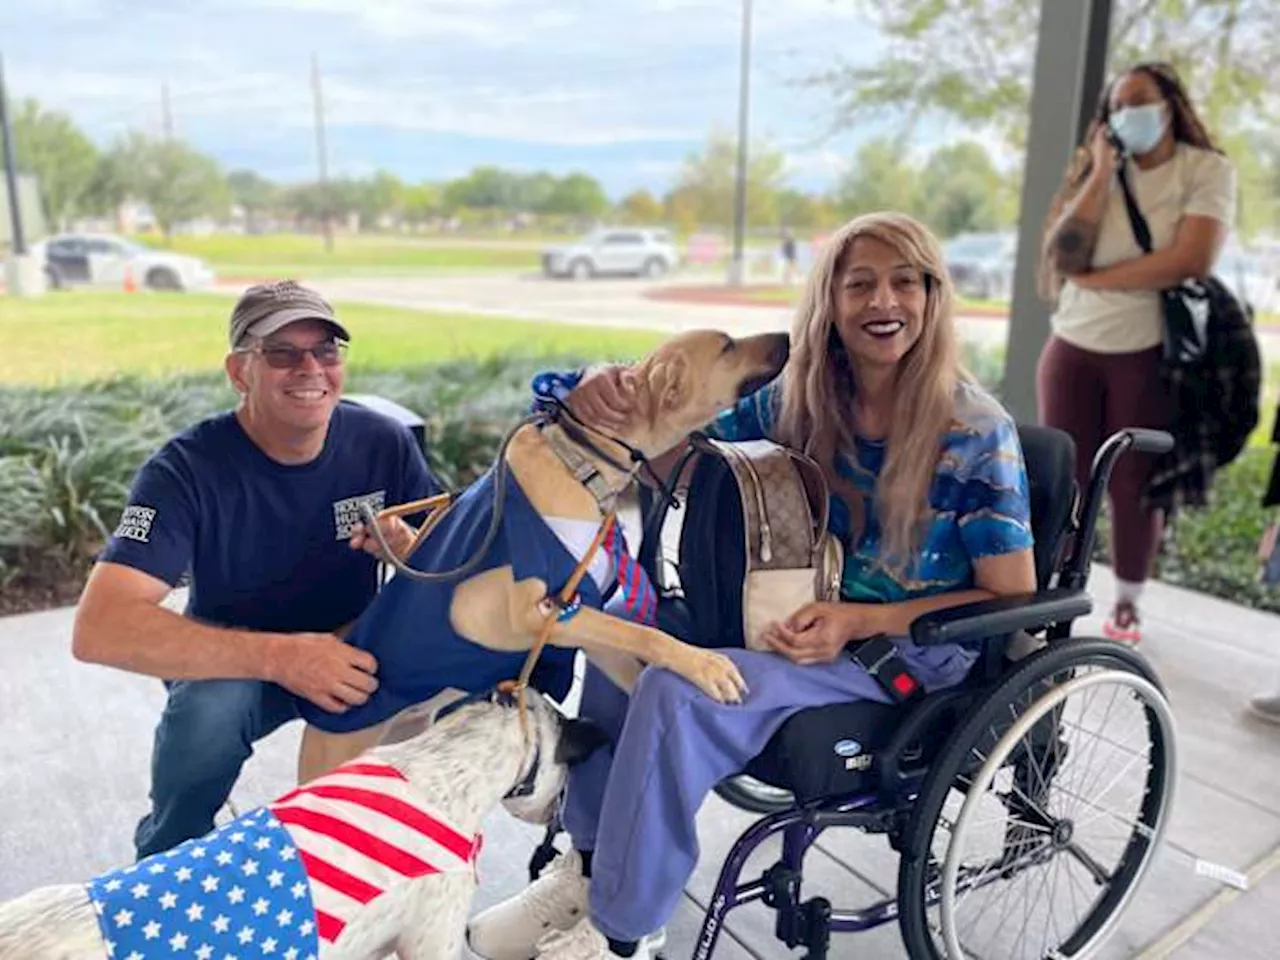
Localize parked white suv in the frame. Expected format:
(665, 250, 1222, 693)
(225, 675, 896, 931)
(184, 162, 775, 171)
(541, 228, 679, 280)
(39, 233, 217, 292)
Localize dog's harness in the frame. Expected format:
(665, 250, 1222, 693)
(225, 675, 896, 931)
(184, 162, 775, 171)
(358, 404, 665, 736)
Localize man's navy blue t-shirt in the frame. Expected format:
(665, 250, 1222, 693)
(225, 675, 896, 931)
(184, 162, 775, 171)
(99, 401, 440, 634)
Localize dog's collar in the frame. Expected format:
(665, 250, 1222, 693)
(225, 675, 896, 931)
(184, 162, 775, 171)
(504, 737, 542, 800)
(433, 687, 543, 800)
(540, 405, 678, 512)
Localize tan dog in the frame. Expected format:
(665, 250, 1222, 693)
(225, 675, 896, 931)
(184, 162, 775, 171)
(298, 329, 790, 782)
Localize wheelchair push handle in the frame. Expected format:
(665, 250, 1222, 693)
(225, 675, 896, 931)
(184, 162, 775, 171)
(1061, 427, 1175, 590)
(1124, 428, 1174, 454)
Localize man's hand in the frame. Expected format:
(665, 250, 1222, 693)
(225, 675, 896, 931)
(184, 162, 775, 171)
(268, 633, 379, 714)
(762, 601, 882, 666)
(349, 515, 416, 562)
(566, 363, 637, 431)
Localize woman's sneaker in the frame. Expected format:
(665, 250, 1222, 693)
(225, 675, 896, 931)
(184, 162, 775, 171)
(467, 849, 591, 960)
(1103, 602, 1141, 644)
(535, 917, 666, 959)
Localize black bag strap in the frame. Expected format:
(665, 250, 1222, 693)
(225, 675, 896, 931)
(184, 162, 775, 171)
(1115, 158, 1154, 255)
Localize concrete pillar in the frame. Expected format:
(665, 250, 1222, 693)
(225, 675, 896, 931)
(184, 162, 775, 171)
(1000, 0, 1113, 423)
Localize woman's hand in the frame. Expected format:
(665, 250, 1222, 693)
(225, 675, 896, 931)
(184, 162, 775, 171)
(762, 601, 884, 666)
(566, 363, 637, 431)
(1087, 120, 1118, 179)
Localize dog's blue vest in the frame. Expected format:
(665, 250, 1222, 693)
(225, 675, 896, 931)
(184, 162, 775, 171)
(298, 466, 629, 734)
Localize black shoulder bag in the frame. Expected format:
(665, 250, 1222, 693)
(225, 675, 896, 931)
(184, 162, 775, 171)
(1114, 157, 1249, 367)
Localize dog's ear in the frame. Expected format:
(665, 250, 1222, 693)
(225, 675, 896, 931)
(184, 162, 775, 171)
(555, 718, 610, 767)
(646, 353, 689, 421)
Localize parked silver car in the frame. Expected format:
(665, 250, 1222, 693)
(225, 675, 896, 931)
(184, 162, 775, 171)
(943, 231, 1017, 301)
(541, 228, 679, 280)
(38, 233, 217, 292)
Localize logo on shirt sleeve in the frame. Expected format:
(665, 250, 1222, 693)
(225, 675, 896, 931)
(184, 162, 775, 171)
(114, 505, 157, 543)
(333, 490, 387, 540)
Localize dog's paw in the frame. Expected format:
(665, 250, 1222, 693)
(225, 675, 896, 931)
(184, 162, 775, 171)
(687, 650, 749, 704)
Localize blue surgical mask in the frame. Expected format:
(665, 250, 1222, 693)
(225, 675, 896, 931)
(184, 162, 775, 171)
(1109, 103, 1168, 156)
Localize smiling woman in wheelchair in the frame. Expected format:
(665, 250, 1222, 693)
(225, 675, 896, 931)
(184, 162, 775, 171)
(467, 210, 1048, 959)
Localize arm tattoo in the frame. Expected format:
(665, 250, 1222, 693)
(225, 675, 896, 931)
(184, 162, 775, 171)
(1051, 217, 1099, 275)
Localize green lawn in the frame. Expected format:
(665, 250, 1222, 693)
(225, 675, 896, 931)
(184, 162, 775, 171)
(0, 292, 662, 386)
(132, 233, 542, 279)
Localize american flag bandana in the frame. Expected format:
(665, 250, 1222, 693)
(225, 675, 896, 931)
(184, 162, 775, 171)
(87, 762, 482, 959)
(602, 521, 657, 627)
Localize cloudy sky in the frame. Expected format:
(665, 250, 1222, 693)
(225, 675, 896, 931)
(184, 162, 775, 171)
(1, 0, 963, 198)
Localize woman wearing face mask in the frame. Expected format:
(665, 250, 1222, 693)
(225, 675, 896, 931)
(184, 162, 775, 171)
(1037, 61, 1236, 643)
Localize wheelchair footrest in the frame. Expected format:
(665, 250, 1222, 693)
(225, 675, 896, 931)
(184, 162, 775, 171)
(762, 865, 832, 958)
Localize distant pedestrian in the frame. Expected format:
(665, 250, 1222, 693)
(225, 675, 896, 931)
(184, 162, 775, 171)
(780, 228, 798, 285)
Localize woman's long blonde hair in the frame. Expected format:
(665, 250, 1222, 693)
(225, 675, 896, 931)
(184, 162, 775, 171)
(773, 211, 964, 576)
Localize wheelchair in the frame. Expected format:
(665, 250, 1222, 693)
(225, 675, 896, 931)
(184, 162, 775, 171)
(528, 424, 1176, 959)
(666, 424, 1178, 960)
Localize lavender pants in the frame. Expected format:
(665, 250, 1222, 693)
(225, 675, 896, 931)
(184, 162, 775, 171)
(561, 642, 978, 942)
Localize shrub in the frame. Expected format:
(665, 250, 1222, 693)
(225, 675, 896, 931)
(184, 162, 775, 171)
(0, 344, 1276, 617)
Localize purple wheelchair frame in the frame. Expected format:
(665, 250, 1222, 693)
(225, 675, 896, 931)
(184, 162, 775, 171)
(682, 427, 1172, 960)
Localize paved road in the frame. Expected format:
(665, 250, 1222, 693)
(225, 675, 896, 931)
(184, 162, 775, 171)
(223, 271, 1280, 368)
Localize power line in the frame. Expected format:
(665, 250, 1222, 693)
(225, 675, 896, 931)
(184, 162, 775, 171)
(729, 0, 752, 286)
(1, 51, 27, 256)
(161, 79, 173, 140)
(311, 52, 333, 253)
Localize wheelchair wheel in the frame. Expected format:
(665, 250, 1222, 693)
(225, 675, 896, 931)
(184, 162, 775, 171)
(713, 774, 796, 815)
(897, 639, 1175, 959)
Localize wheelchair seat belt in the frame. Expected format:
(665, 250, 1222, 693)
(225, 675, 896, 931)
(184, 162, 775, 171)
(845, 634, 925, 704)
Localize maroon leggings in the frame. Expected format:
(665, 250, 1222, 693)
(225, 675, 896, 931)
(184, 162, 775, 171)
(1036, 335, 1169, 584)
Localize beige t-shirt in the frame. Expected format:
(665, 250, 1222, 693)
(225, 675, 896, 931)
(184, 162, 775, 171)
(1050, 142, 1237, 354)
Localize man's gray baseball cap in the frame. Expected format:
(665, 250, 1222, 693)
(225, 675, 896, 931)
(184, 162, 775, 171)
(229, 279, 351, 347)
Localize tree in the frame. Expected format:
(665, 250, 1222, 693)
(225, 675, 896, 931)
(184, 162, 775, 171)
(541, 173, 609, 218)
(111, 134, 229, 241)
(832, 137, 921, 220)
(916, 141, 1010, 237)
(443, 166, 522, 211)
(619, 189, 664, 224)
(401, 182, 444, 227)
(11, 98, 99, 230)
(776, 188, 833, 231)
(80, 151, 131, 222)
(814, 1, 1280, 150)
(672, 129, 787, 230)
(355, 170, 406, 228)
(227, 169, 277, 232)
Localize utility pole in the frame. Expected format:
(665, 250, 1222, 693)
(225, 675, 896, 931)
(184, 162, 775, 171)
(161, 80, 174, 140)
(0, 52, 26, 258)
(728, 0, 753, 287)
(310, 52, 333, 253)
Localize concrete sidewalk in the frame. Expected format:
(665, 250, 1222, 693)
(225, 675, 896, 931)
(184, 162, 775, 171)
(2, 566, 1279, 958)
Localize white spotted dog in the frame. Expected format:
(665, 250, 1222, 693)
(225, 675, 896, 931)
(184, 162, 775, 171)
(0, 689, 606, 960)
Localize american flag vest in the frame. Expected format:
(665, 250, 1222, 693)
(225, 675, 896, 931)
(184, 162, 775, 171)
(87, 761, 482, 959)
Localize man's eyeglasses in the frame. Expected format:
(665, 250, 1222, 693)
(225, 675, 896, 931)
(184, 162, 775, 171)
(238, 340, 347, 369)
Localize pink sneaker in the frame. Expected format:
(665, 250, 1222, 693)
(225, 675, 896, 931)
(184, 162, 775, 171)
(1103, 602, 1141, 643)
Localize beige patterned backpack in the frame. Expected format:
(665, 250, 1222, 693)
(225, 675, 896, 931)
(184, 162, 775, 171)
(651, 435, 844, 650)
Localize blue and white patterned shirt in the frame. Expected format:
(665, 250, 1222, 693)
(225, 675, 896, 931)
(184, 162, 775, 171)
(707, 378, 1034, 603)
(530, 369, 1033, 604)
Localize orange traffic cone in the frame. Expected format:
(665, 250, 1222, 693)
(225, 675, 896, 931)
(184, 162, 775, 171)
(123, 267, 138, 293)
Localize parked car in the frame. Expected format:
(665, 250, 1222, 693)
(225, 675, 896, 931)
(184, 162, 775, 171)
(1215, 241, 1280, 316)
(541, 228, 679, 280)
(38, 233, 217, 292)
(943, 231, 1017, 301)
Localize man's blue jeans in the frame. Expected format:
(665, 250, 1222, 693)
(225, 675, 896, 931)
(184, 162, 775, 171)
(133, 679, 299, 860)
